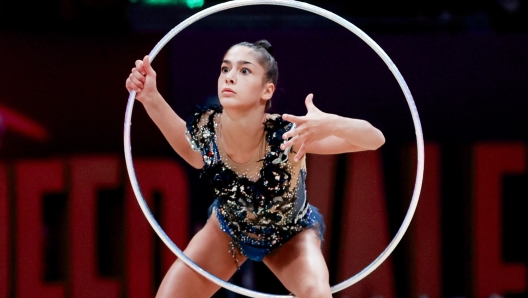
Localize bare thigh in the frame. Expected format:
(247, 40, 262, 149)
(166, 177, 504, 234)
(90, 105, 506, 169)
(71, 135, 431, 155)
(156, 214, 247, 298)
(263, 229, 332, 298)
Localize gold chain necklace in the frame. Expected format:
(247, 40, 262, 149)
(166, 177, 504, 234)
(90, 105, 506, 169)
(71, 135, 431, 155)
(217, 114, 264, 180)
(218, 116, 265, 167)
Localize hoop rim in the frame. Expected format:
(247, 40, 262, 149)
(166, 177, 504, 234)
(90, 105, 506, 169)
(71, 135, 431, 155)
(124, 1, 424, 297)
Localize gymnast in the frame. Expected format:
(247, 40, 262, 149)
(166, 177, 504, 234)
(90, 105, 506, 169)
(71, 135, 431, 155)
(125, 40, 385, 298)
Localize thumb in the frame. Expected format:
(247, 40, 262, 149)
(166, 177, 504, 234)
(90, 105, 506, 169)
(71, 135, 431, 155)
(305, 93, 317, 112)
(143, 55, 156, 77)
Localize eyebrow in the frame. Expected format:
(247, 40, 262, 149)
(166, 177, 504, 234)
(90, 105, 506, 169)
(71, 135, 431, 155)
(222, 59, 255, 66)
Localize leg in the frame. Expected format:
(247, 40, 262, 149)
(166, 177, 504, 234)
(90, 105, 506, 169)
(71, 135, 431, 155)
(156, 214, 247, 298)
(263, 229, 332, 298)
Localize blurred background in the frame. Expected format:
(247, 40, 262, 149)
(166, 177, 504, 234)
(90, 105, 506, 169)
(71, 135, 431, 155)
(1, 0, 527, 297)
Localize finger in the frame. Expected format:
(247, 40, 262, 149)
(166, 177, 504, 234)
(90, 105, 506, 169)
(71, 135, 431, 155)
(132, 68, 146, 83)
(282, 113, 303, 125)
(135, 60, 146, 75)
(126, 77, 142, 93)
(280, 139, 294, 151)
(126, 84, 141, 94)
(294, 143, 308, 162)
(282, 131, 307, 150)
(129, 74, 144, 89)
(125, 78, 134, 92)
(282, 125, 305, 140)
(143, 55, 156, 78)
(305, 93, 317, 112)
(280, 134, 292, 148)
(126, 84, 139, 94)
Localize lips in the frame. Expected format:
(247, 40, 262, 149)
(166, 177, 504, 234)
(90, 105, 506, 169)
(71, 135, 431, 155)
(222, 88, 236, 94)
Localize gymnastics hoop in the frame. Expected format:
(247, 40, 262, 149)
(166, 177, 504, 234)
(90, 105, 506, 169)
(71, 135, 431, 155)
(124, 0, 424, 297)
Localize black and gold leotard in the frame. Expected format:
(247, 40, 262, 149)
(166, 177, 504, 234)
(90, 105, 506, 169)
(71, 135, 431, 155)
(185, 105, 324, 262)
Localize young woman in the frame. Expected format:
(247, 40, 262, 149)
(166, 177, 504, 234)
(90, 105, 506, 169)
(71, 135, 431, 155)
(125, 40, 385, 298)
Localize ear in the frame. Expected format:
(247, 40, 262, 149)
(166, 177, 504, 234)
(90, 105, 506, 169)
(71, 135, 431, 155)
(261, 82, 275, 101)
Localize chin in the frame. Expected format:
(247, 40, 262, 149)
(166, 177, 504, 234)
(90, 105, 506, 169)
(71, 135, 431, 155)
(221, 101, 258, 113)
(218, 97, 240, 109)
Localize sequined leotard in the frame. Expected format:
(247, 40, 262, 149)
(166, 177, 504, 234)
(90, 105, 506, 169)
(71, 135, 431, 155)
(185, 105, 324, 262)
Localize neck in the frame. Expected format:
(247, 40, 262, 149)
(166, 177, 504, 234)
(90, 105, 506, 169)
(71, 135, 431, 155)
(220, 107, 266, 162)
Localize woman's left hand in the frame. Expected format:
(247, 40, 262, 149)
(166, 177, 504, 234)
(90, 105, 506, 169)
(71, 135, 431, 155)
(281, 94, 336, 162)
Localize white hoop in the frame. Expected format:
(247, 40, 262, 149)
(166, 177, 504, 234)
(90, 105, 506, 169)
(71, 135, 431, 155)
(124, 1, 424, 297)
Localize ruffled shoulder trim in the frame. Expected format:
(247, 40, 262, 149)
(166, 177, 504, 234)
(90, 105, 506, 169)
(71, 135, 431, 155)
(186, 104, 222, 132)
(262, 115, 294, 164)
(185, 105, 222, 152)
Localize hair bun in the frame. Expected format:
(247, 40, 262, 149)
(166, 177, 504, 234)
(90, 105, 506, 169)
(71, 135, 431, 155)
(255, 39, 274, 57)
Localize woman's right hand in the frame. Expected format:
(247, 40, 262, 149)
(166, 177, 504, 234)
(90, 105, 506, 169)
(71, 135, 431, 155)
(125, 55, 158, 103)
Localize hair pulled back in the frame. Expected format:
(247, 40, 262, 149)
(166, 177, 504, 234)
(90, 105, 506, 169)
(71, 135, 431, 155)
(236, 39, 278, 110)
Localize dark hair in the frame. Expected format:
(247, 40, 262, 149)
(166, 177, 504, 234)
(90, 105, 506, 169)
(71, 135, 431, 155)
(236, 40, 278, 110)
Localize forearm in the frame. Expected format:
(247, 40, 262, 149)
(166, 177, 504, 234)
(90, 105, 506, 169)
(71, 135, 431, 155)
(142, 93, 185, 138)
(328, 114, 385, 150)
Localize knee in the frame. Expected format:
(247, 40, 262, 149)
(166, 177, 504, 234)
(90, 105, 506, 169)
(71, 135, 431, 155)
(293, 281, 332, 298)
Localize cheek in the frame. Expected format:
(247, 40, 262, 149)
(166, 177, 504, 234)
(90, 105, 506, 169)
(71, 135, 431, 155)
(248, 83, 262, 95)
(251, 78, 265, 90)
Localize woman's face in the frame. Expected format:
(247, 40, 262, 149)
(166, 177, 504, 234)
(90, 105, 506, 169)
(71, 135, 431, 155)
(218, 45, 274, 111)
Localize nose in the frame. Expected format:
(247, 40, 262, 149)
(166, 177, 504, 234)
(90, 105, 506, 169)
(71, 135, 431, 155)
(225, 69, 236, 84)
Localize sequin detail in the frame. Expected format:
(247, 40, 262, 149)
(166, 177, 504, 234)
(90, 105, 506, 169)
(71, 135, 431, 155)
(186, 105, 323, 261)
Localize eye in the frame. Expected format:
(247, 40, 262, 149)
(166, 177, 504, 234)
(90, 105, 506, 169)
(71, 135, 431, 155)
(241, 68, 251, 74)
(221, 66, 229, 73)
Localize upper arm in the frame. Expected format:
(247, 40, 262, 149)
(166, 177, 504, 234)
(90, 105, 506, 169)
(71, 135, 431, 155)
(169, 118, 204, 169)
(143, 100, 204, 169)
